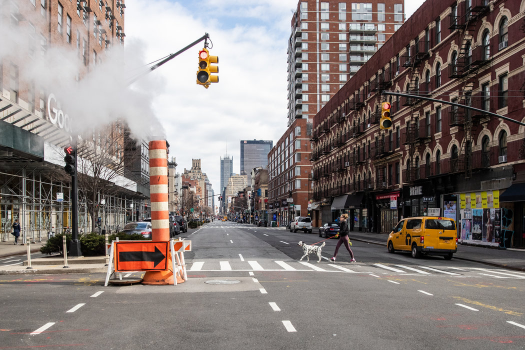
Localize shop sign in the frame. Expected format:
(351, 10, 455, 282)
(376, 192, 400, 200)
(47, 94, 72, 132)
(460, 190, 500, 209)
(410, 186, 422, 196)
(422, 197, 435, 202)
(287, 197, 293, 203)
(390, 198, 397, 209)
(428, 208, 440, 216)
(362, 209, 368, 216)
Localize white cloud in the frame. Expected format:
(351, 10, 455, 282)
(126, 0, 297, 193)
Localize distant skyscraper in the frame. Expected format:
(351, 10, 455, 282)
(220, 155, 234, 192)
(240, 140, 273, 183)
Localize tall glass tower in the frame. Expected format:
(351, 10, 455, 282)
(240, 140, 273, 183)
(220, 155, 233, 193)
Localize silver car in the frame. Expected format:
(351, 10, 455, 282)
(122, 222, 152, 239)
(290, 217, 312, 233)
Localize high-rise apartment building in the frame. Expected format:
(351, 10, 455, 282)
(240, 140, 273, 183)
(287, 0, 405, 126)
(220, 155, 233, 193)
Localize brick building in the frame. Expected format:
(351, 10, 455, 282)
(252, 168, 269, 223)
(311, 0, 525, 248)
(268, 119, 313, 226)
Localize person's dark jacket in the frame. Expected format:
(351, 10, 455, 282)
(12, 222, 21, 237)
(339, 220, 349, 236)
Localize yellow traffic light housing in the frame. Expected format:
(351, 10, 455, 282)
(380, 101, 392, 130)
(197, 48, 219, 88)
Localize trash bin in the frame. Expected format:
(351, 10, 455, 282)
(271, 221, 277, 227)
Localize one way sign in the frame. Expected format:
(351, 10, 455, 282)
(115, 241, 169, 272)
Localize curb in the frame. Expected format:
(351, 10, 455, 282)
(351, 237, 525, 273)
(0, 267, 107, 275)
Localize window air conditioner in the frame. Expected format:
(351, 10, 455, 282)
(382, 182, 386, 187)
(345, 162, 349, 167)
(499, 41, 508, 50)
(499, 155, 507, 163)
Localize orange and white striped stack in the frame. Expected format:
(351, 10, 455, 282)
(149, 140, 169, 242)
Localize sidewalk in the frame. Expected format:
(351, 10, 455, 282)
(312, 228, 525, 272)
(0, 238, 48, 258)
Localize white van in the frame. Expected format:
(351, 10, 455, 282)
(290, 217, 313, 233)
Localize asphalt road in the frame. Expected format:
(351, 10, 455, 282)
(1, 221, 525, 349)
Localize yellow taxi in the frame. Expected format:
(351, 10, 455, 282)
(387, 217, 457, 260)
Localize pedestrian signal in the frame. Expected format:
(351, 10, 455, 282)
(197, 48, 219, 88)
(380, 102, 392, 130)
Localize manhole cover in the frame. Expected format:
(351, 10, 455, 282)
(205, 280, 241, 285)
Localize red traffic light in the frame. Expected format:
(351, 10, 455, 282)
(64, 146, 73, 155)
(199, 50, 208, 60)
(382, 102, 391, 110)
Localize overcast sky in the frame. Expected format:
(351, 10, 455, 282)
(125, 0, 424, 198)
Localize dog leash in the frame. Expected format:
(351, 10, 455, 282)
(310, 235, 337, 246)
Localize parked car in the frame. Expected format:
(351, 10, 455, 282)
(258, 220, 268, 227)
(122, 222, 152, 239)
(290, 217, 312, 233)
(387, 217, 457, 259)
(169, 216, 181, 237)
(319, 222, 340, 238)
(174, 216, 188, 233)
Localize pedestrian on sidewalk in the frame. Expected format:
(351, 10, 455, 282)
(330, 214, 356, 262)
(12, 219, 21, 245)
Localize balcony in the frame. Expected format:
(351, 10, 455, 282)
(449, 108, 467, 127)
(370, 111, 381, 124)
(468, 0, 490, 22)
(295, 99, 303, 105)
(349, 55, 367, 65)
(471, 95, 491, 123)
(295, 48, 302, 57)
(417, 120, 432, 142)
(294, 37, 302, 47)
(349, 45, 377, 53)
(294, 27, 302, 37)
(353, 124, 365, 138)
(349, 34, 376, 43)
(295, 88, 302, 95)
(448, 63, 467, 79)
(295, 58, 302, 67)
(294, 68, 302, 77)
(348, 24, 377, 34)
(449, 14, 466, 30)
(413, 40, 430, 63)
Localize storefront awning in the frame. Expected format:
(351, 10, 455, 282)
(500, 183, 525, 202)
(345, 193, 364, 208)
(331, 195, 348, 210)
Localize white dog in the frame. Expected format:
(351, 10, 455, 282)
(298, 241, 325, 263)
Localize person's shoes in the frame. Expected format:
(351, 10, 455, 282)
(330, 257, 336, 262)
(350, 258, 356, 263)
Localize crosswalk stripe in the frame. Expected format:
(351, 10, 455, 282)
(417, 266, 460, 275)
(374, 264, 405, 273)
(395, 265, 431, 275)
(479, 273, 507, 279)
(190, 262, 204, 271)
(475, 268, 525, 279)
(299, 261, 325, 271)
(248, 261, 264, 271)
(275, 261, 296, 271)
(220, 261, 232, 271)
(328, 264, 356, 273)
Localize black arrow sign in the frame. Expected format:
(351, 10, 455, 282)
(119, 246, 166, 267)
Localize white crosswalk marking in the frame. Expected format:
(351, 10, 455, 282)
(220, 261, 232, 271)
(417, 266, 460, 275)
(248, 261, 264, 271)
(395, 265, 431, 275)
(275, 261, 296, 271)
(190, 262, 204, 271)
(475, 269, 525, 279)
(479, 273, 507, 279)
(299, 261, 325, 271)
(374, 264, 406, 273)
(328, 264, 356, 273)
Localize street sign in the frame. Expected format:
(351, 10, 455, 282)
(57, 193, 64, 202)
(190, 208, 194, 212)
(114, 241, 169, 272)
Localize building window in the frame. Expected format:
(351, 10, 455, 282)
(302, 53, 308, 60)
(436, 150, 441, 174)
(499, 17, 508, 50)
(482, 82, 490, 111)
(295, 179, 301, 189)
(339, 33, 347, 41)
(499, 130, 507, 157)
(57, 3, 63, 33)
(436, 106, 442, 132)
(435, 17, 441, 44)
(465, 41, 472, 66)
(482, 29, 490, 60)
(82, 39, 87, 65)
(396, 127, 400, 148)
(321, 43, 329, 50)
(499, 74, 508, 109)
(395, 162, 400, 184)
(321, 33, 329, 40)
(321, 94, 330, 102)
(301, 22, 308, 30)
(396, 54, 400, 74)
(339, 23, 346, 31)
(66, 15, 71, 43)
(435, 63, 441, 88)
(41, 0, 46, 17)
(321, 54, 329, 61)
(339, 54, 347, 61)
(301, 32, 308, 40)
(339, 64, 347, 71)
(378, 24, 385, 31)
(295, 126, 301, 136)
(295, 166, 301, 176)
(339, 74, 347, 82)
(321, 74, 329, 81)
(93, 50, 97, 66)
(321, 84, 330, 91)
(302, 63, 308, 70)
(302, 43, 308, 50)
(321, 64, 330, 71)
(394, 4, 403, 22)
(339, 43, 347, 51)
(321, 23, 329, 30)
(302, 73, 308, 80)
(378, 3, 385, 21)
(295, 140, 301, 149)
(9, 64, 19, 102)
(451, 51, 457, 74)
(426, 111, 431, 136)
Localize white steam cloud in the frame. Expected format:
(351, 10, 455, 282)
(0, 4, 165, 142)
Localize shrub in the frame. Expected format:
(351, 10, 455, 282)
(80, 233, 105, 256)
(40, 233, 72, 255)
(188, 221, 198, 229)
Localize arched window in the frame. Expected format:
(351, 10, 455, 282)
(425, 153, 431, 177)
(425, 70, 431, 93)
(436, 150, 441, 174)
(482, 135, 490, 167)
(435, 63, 441, 88)
(499, 130, 507, 158)
(499, 17, 508, 49)
(451, 145, 459, 172)
(482, 29, 490, 60)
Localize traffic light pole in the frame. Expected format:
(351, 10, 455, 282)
(70, 138, 82, 256)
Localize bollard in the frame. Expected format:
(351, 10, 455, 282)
(63, 235, 69, 268)
(105, 233, 109, 266)
(26, 238, 33, 270)
(116, 237, 122, 280)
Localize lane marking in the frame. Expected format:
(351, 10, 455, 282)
(374, 264, 405, 273)
(280, 241, 290, 245)
(190, 262, 204, 271)
(239, 254, 244, 261)
(476, 269, 525, 279)
(230, 240, 233, 244)
(90, 291, 104, 298)
(282, 320, 297, 332)
(124, 273, 131, 278)
(263, 234, 268, 236)
(31, 322, 55, 335)
(249, 272, 254, 276)
(299, 261, 325, 271)
(507, 321, 525, 330)
(418, 266, 460, 275)
(388, 280, 400, 285)
(418, 290, 433, 296)
(456, 303, 479, 311)
(220, 261, 232, 271)
(369, 274, 381, 278)
(395, 265, 431, 275)
(2, 259, 21, 264)
(248, 261, 264, 271)
(328, 264, 356, 273)
(260, 288, 267, 294)
(252, 278, 259, 283)
(269, 302, 281, 311)
(2, 262, 23, 266)
(66, 303, 86, 313)
(479, 273, 507, 279)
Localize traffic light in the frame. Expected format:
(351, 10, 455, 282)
(196, 48, 219, 88)
(380, 101, 392, 130)
(63, 146, 76, 176)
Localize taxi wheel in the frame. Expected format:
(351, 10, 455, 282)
(444, 253, 453, 260)
(388, 241, 395, 253)
(411, 244, 421, 259)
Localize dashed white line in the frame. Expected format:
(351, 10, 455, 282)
(66, 303, 86, 313)
(252, 278, 259, 283)
(230, 240, 233, 243)
(456, 303, 479, 311)
(31, 322, 55, 335)
(90, 291, 104, 298)
(418, 266, 460, 275)
(280, 241, 290, 245)
(369, 274, 381, 278)
(479, 273, 507, 279)
(418, 290, 433, 296)
(476, 269, 525, 279)
(239, 254, 244, 261)
(282, 320, 297, 332)
(260, 288, 267, 294)
(507, 321, 525, 330)
(248, 261, 264, 271)
(2, 262, 23, 266)
(2, 259, 21, 263)
(269, 302, 281, 312)
(263, 234, 268, 236)
(388, 280, 400, 285)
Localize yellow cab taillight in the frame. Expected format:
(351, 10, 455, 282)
(420, 236, 424, 244)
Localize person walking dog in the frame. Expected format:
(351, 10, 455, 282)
(330, 214, 356, 262)
(12, 219, 21, 245)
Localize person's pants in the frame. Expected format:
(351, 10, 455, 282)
(333, 235, 354, 259)
(14, 235, 18, 244)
